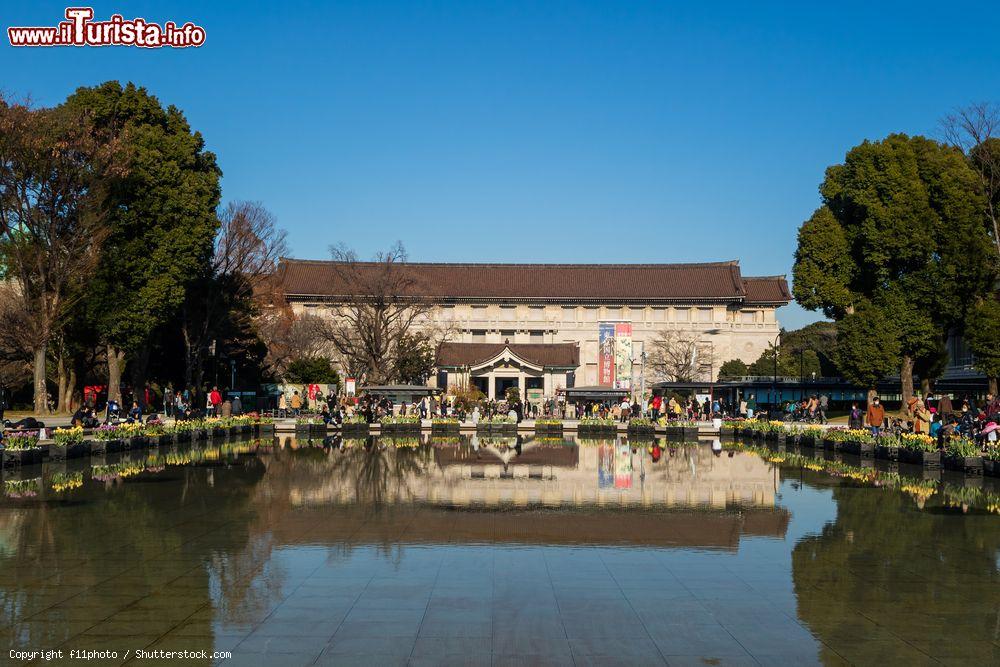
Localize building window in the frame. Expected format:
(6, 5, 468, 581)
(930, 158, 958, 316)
(740, 310, 755, 324)
(500, 329, 515, 341)
(583, 307, 599, 322)
(472, 329, 486, 342)
(698, 308, 713, 323)
(605, 307, 621, 320)
(652, 307, 666, 322)
(529, 306, 544, 319)
(675, 308, 690, 322)
(562, 306, 577, 322)
(500, 306, 516, 322)
(529, 331, 544, 342)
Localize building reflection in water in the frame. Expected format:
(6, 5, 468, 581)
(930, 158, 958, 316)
(2, 436, 997, 664)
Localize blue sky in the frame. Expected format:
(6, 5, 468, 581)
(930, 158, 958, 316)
(3, 1, 999, 329)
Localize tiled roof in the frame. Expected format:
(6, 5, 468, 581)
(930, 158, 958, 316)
(742, 277, 792, 304)
(436, 342, 580, 368)
(276, 259, 789, 304)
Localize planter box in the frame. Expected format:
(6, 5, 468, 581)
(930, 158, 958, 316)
(194, 429, 208, 441)
(211, 427, 227, 439)
(984, 459, 1000, 477)
(89, 439, 107, 455)
(874, 443, 899, 461)
(342, 423, 369, 437)
(156, 434, 173, 447)
(683, 427, 700, 440)
(128, 435, 150, 450)
(899, 448, 941, 468)
(799, 435, 817, 449)
(720, 429, 738, 440)
(627, 426, 655, 436)
(48, 441, 90, 461)
(432, 423, 461, 434)
(822, 438, 839, 451)
(841, 440, 874, 458)
(944, 453, 984, 475)
(2, 448, 43, 467)
(382, 423, 420, 435)
(103, 438, 126, 453)
(664, 427, 684, 439)
(258, 423, 275, 434)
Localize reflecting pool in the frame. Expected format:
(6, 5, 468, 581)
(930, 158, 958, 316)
(2, 434, 1000, 666)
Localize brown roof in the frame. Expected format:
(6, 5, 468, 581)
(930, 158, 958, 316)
(743, 276, 792, 304)
(277, 258, 789, 304)
(436, 342, 579, 368)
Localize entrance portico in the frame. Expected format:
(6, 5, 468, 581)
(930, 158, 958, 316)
(433, 342, 580, 405)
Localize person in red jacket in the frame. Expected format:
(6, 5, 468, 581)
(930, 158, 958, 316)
(209, 386, 223, 417)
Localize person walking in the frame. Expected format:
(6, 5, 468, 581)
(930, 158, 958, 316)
(912, 399, 931, 434)
(866, 396, 886, 435)
(209, 386, 223, 417)
(290, 390, 303, 416)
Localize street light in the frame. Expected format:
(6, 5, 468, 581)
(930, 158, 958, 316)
(771, 332, 781, 417)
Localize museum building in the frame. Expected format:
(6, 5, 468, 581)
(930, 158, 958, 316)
(276, 259, 791, 399)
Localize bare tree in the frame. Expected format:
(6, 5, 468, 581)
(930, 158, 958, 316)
(180, 200, 288, 390)
(0, 283, 33, 391)
(0, 99, 119, 413)
(317, 242, 434, 385)
(941, 102, 1000, 259)
(646, 331, 715, 383)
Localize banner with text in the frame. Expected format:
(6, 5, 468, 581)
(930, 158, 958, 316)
(613, 322, 633, 390)
(598, 322, 616, 386)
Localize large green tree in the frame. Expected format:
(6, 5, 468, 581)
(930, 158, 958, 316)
(63, 82, 221, 403)
(793, 133, 997, 402)
(965, 298, 1000, 394)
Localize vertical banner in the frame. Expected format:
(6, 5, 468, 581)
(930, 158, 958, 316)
(614, 322, 632, 390)
(598, 323, 616, 386)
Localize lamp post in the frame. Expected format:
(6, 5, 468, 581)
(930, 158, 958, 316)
(771, 332, 781, 417)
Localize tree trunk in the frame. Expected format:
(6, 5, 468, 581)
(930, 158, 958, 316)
(867, 387, 877, 406)
(64, 367, 77, 413)
(107, 345, 126, 405)
(900, 355, 914, 407)
(920, 377, 931, 398)
(33, 345, 48, 415)
(990, 377, 998, 396)
(56, 354, 68, 414)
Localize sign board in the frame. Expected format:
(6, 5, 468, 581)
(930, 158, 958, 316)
(345, 378, 356, 396)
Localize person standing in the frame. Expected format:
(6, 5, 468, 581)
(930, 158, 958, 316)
(912, 399, 931, 434)
(848, 402, 863, 429)
(209, 386, 222, 416)
(866, 396, 886, 435)
(163, 386, 174, 418)
(746, 395, 757, 419)
(290, 390, 303, 416)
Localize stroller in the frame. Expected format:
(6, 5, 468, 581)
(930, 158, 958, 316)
(105, 399, 122, 424)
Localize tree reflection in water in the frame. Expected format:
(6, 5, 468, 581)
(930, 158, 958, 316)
(791, 471, 1000, 663)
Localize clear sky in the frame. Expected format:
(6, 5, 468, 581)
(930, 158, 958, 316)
(3, 1, 999, 329)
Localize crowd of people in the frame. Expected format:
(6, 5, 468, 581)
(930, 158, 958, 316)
(847, 392, 1000, 445)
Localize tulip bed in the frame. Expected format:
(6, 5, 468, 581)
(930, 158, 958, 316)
(0, 415, 275, 467)
(723, 418, 1000, 476)
(734, 441, 1000, 514)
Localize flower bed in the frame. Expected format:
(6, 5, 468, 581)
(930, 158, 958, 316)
(477, 415, 517, 433)
(49, 426, 89, 460)
(943, 437, 983, 475)
(51, 471, 84, 493)
(578, 417, 617, 435)
(4, 478, 40, 498)
(534, 418, 563, 435)
(2, 432, 42, 467)
(431, 417, 460, 433)
(896, 433, 941, 468)
(627, 417, 655, 434)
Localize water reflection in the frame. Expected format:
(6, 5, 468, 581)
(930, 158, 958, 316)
(0, 435, 998, 664)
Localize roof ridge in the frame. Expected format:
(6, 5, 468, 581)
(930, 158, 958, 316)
(280, 258, 741, 269)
